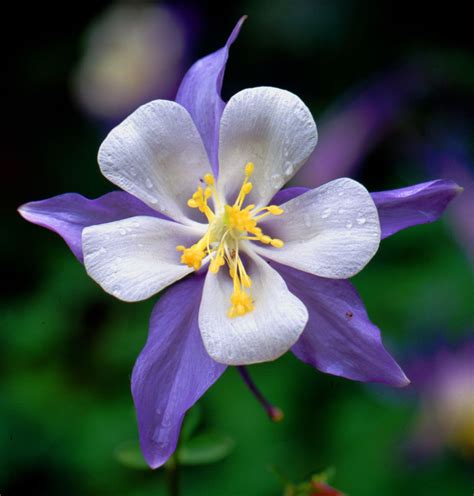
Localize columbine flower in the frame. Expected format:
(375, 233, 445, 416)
(19, 18, 461, 468)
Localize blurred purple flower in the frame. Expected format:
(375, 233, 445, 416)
(293, 65, 426, 188)
(406, 340, 474, 459)
(73, 3, 187, 123)
(19, 18, 461, 468)
(421, 139, 474, 262)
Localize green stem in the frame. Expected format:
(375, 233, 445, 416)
(165, 455, 180, 496)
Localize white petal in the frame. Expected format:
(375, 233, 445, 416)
(253, 178, 381, 279)
(83, 216, 205, 302)
(199, 249, 308, 365)
(217, 87, 318, 207)
(98, 100, 212, 225)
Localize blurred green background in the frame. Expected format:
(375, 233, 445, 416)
(3, 1, 473, 494)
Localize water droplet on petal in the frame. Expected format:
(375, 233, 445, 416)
(346, 220, 353, 229)
(321, 207, 331, 219)
(112, 285, 122, 297)
(303, 212, 312, 227)
(119, 228, 127, 236)
(283, 161, 293, 176)
(161, 416, 172, 428)
(338, 208, 345, 214)
(145, 178, 153, 189)
(98, 247, 107, 255)
(270, 174, 281, 188)
(356, 211, 367, 224)
(130, 166, 137, 177)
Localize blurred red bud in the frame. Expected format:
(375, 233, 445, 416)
(310, 480, 345, 496)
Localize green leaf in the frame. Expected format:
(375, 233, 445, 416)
(114, 440, 149, 470)
(180, 403, 202, 441)
(177, 432, 235, 465)
(311, 467, 336, 484)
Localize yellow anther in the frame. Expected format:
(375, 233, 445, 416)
(267, 205, 284, 215)
(242, 182, 253, 194)
(187, 199, 198, 208)
(204, 173, 215, 185)
(245, 162, 254, 176)
(271, 239, 284, 248)
(228, 289, 254, 318)
(209, 254, 225, 273)
(260, 235, 271, 244)
(177, 243, 206, 270)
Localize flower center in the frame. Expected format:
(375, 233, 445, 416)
(176, 162, 284, 318)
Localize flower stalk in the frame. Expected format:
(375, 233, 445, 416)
(165, 454, 180, 496)
(237, 366, 284, 422)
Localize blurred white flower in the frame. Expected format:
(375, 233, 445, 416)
(73, 3, 186, 121)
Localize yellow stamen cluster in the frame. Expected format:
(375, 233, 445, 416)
(176, 238, 208, 271)
(177, 162, 285, 318)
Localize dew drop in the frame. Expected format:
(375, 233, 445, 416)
(149, 197, 158, 204)
(270, 174, 281, 188)
(161, 417, 172, 428)
(338, 208, 345, 214)
(321, 207, 331, 219)
(303, 212, 312, 227)
(132, 221, 140, 228)
(283, 161, 293, 176)
(356, 216, 366, 225)
(145, 178, 153, 189)
(98, 247, 107, 254)
(338, 191, 344, 197)
(119, 228, 127, 236)
(130, 166, 137, 177)
(112, 285, 122, 297)
(346, 220, 353, 229)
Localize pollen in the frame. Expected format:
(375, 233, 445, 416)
(228, 289, 254, 318)
(203, 173, 215, 186)
(177, 163, 285, 317)
(176, 241, 207, 271)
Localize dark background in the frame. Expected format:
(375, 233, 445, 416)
(2, 1, 473, 494)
